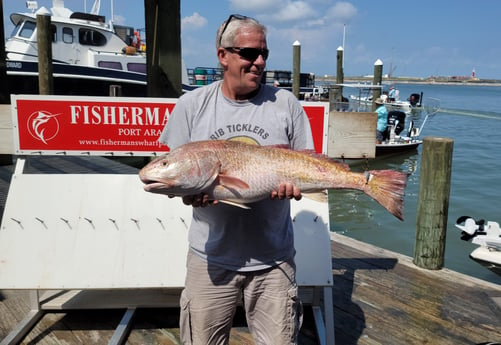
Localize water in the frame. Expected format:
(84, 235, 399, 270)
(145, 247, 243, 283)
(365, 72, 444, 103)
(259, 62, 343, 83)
(330, 83, 501, 285)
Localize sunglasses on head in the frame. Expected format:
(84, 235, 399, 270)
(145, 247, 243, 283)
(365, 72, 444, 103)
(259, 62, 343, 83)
(224, 47, 269, 61)
(219, 14, 248, 47)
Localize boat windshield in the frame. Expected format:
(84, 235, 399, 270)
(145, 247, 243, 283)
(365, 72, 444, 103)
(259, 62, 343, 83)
(10, 22, 22, 37)
(79, 28, 107, 46)
(15, 20, 36, 39)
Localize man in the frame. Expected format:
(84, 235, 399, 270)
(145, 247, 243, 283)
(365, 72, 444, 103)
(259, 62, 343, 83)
(158, 14, 314, 345)
(388, 86, 399, 101)
(375, 97, 388, 144)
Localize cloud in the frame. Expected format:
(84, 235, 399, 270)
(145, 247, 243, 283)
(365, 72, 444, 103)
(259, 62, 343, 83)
(256, 2, 358, 72)
(182, 12, 208, 31)
(229, 0, 286, 13)
(113, 14, 126, 25)
(228, 0, 356, 26)
(326, 1, 357, 21)
(272, 1, 317, 22)
(229, 0, 317, 23)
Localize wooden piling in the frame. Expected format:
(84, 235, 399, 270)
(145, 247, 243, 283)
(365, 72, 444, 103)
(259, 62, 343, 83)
(336, 47, 344, 88)
(292, 41, 301, 99)
(371, 59, 382, 111)
(109, 85, 122, 97)
(0, 1, 9, 104)
(144, 0, 182, 98)
(414, 137, 454, 270)
(329, 46, 344, 111)
(37, 13, 53, 95)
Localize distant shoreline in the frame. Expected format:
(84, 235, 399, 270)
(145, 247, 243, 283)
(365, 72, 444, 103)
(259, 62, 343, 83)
(317, 76, 501, 87)
(383, 80, 501, 87)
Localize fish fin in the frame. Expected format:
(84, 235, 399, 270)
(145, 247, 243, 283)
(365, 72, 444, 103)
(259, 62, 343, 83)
(219, 200, 251, 209)
(218, 173, 250, 190)
(303, 191, 328, 203)
(363, 170, 409, 221)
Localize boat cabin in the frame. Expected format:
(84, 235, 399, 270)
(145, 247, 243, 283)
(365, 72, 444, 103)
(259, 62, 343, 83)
(6, 1, 146, 74)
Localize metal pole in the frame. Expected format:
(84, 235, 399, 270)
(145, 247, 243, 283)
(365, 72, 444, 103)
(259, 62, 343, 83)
(342, 24, 346, 68)
(292, 40, 301, 99)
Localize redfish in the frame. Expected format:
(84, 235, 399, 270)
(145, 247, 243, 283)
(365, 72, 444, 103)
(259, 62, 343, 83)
(139, 140, 408, 220)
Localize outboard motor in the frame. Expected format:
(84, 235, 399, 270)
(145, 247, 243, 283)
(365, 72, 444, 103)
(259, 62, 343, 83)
(387, 111, 406, 135)
(408, 93, 421, 106)
(455, 216, 486, 241)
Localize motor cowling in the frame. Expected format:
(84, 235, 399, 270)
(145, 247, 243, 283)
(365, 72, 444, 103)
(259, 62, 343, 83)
(409, 93, 420, 106)
(387, 111, 406, 135)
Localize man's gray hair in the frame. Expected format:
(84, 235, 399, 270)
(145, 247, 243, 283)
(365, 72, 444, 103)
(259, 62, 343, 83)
(216, 16, 266, 49)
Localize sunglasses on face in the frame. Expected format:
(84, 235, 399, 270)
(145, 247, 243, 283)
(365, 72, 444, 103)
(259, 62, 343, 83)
(224, 47, 269, 61)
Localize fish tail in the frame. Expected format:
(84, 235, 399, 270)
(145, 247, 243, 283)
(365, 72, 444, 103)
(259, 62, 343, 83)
(363, 170, 409, 221)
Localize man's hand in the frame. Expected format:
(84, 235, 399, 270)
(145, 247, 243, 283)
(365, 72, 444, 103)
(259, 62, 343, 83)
(180, 193, 218, 207)
(271, 183, 302, 201)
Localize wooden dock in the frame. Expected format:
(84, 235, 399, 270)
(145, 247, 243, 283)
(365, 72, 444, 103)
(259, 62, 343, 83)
(0, 234, 500, 345)
(1, 156, 500, 345)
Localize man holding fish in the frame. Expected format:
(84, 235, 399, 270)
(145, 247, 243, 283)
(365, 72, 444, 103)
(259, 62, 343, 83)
(141, 13, 407, 345)
(157, 14, 313, 345)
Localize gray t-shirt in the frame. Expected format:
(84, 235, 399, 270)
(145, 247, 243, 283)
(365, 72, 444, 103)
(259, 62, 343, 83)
(159, 80, 314, 271)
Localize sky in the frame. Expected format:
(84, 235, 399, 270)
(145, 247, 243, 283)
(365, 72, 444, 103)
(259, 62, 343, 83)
(3, 0, 501, 79)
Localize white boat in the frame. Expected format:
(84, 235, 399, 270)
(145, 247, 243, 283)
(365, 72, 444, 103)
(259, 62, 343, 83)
(335, 84, 439, 156)
(332, 83, 440, 156)
(374, 99, 439, 155)
(5, 0, 189, 96)
(455, 216, 501, 276)
(6, 0, 146, 96)
(349, 95, 416, 114)
(345, 83, 422, 115)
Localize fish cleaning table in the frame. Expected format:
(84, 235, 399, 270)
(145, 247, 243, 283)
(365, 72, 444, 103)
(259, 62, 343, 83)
(0, 157, 334, 345)
(1, 96, 334, 344)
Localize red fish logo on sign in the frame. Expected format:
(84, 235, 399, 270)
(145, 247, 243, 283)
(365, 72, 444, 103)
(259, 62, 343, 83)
(27, 111, 61, 144)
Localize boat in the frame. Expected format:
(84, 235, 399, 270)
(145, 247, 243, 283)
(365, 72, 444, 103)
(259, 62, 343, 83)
(374, 100, 438, 155)
(6, 0, 147, 96)
(455, 216, 501, 276)
(5, 0, 190, 96)
(345, 83, 423, 115)
(332, 83, 439, 156)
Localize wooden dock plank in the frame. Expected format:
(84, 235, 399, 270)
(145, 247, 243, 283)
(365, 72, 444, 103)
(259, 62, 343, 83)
(330, 233, 501, 345)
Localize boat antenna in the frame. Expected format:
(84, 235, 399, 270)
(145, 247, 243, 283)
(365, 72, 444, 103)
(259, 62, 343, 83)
(111, 0, 114, 23)
(342, 24, 346, 68)
(90, 0, 100, 14)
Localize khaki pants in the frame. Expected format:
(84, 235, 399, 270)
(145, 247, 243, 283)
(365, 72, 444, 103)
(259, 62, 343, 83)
(180, 250, 303, 345)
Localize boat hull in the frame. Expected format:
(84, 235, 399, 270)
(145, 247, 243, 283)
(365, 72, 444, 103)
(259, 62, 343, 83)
(375, 140, 422, 155)
(469, 247, 501, 276)
(7, 60, 148, 97)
